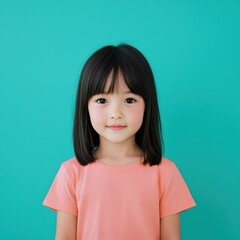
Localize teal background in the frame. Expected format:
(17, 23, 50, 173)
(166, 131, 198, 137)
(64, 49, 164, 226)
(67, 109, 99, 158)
(0, 0, 239, 239)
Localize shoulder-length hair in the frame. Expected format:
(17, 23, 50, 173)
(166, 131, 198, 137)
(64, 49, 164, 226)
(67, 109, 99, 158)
(73, 44, 164, 166)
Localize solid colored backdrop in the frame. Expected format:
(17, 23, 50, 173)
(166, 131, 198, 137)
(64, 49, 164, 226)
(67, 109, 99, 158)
(0, 0, 239, 239)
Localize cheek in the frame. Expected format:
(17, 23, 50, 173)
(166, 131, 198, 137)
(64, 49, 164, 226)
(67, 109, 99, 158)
(128, 107, 145, 127)
(89, 107, 99, 118)
(88, 106, 105, 126)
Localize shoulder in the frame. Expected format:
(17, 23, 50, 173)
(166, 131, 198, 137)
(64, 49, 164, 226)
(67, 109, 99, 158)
(158, 158, 196, 217)
(159, 157, 177, 171)
(61, 157, 81, 169)
(157, 157, 181, 180)
(59, 157, 82, 178)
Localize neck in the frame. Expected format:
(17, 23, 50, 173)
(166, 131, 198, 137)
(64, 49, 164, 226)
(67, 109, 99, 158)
(93, 138, 142, 165)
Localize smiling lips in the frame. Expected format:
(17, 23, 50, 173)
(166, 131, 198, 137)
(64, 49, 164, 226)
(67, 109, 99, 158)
(107, 125, 126, 130)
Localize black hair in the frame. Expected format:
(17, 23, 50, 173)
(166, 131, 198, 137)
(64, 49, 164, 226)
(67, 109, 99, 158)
(73, 44, 164, 166)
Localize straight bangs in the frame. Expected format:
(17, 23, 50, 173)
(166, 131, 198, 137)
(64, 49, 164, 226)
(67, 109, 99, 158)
(85, 49, 146, 100)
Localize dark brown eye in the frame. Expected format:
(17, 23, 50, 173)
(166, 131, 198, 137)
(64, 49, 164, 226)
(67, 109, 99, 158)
(125, 98, 136, 104)
(96, 98, 107, 104)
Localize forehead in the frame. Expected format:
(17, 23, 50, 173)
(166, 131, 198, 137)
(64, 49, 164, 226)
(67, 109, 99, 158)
(104, 71, 130, 94)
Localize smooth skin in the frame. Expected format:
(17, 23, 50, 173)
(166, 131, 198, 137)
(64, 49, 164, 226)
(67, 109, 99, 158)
(160, 213, 180, 240)
(55, 72, 180, 239)
(87, 71, 145, 166)
(55, 211, 77, 240)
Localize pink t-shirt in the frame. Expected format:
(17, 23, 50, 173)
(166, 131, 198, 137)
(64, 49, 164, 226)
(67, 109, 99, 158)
(43, 157, 196, 239)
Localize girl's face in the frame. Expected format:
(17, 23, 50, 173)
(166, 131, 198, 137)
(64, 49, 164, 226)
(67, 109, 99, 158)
(88, 72, 145, 145)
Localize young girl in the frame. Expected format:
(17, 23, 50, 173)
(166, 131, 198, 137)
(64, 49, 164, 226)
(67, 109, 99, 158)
(43, 44, 196, 240)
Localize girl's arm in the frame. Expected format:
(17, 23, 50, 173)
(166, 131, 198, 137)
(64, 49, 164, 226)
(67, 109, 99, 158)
(55, 211, 77, 240)
(160, 213, 180, 240)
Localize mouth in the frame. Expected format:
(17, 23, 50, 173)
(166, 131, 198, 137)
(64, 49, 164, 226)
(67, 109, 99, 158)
(107, 125, 126, 130)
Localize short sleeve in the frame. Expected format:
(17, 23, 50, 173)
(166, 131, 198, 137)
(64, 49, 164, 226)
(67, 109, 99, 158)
(43, 160, 78, 216)
(159, 158, 196, 218)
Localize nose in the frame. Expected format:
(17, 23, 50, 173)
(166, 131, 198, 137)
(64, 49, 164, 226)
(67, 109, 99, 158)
(110, 112, 123, 119)
(109, 103, 123, 119)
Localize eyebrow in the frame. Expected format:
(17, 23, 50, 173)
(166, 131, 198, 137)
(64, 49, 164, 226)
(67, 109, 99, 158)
(101, 90, 133, 94)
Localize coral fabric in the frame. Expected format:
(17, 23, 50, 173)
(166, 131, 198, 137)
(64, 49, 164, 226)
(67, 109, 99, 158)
(43, 157, 196, 239)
